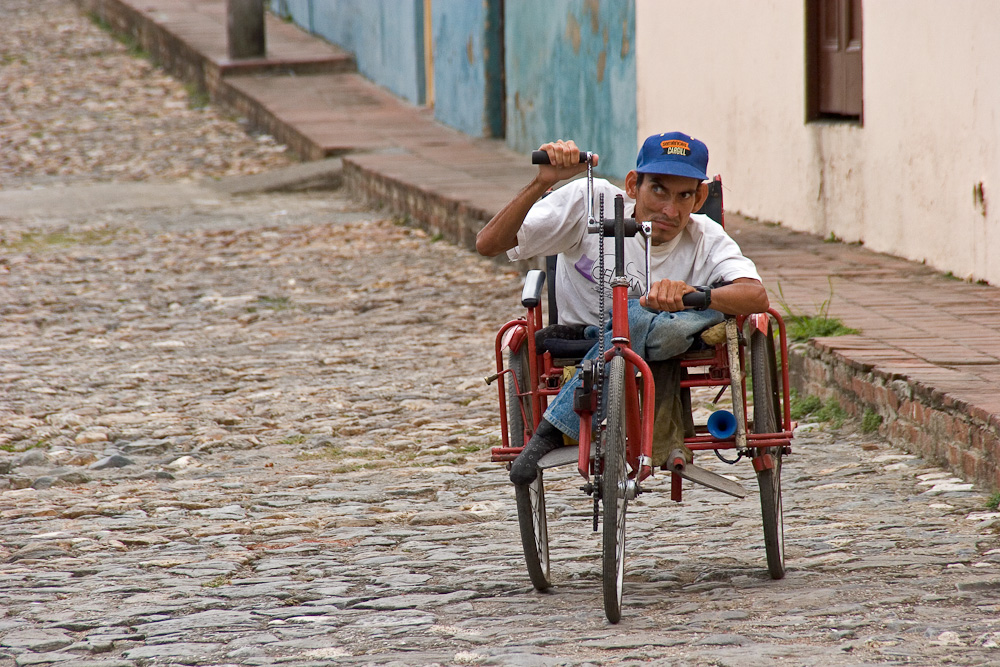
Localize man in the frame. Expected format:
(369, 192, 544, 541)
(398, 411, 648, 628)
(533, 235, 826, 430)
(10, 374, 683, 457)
(477, 132, 768, 486)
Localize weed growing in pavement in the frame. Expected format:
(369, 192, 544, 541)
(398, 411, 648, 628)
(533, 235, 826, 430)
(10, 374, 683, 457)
(789, 391, 822, 420)
(88, 12, 153, 61)
(2, 229, 116, 251)
(774, 278, 860, 342)
(253, 295, 293, 311)
(861, 409, 883, 433)
(987, 492, 1000, 512)
(278, 434, 307, 445)
(297, 445, 345, 462)
(185, 82, 210, 109)
(202, 575, 232, 588)
(0, 440, 46, 453)
(813, 398, 848, 428)
(790, 391, 848, 428)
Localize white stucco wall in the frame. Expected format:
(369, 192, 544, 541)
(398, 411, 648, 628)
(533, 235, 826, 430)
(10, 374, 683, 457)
(635, 0, 999, 284)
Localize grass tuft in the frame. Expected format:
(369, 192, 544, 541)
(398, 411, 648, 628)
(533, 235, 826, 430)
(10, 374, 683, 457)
(775, 279, 860, 342)
(185, 82, 210, 109)
(987, 492, 1000, 512)
(254, 295, 293, 311)
(861, 409, 883, 433)
(791, 392, 848, 428)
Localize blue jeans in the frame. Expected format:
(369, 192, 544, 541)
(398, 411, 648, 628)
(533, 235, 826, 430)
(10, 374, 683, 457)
(543, 300, 724, 440)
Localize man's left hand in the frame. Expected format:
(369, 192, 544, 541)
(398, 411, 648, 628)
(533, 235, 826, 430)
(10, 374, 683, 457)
(639, 279, 695, 312)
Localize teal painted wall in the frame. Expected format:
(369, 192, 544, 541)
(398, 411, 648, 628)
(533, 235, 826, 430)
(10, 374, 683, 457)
(273, 0, 426, 105)
(431, 0, 504, 137)
(504, 0, 637, 178)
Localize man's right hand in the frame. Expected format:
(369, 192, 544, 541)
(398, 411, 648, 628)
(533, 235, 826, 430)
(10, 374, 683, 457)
(475, 139, 597, 258)
(535, 140, 597, 189)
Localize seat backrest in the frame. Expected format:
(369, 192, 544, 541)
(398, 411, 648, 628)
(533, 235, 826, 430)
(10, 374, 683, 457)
(697, 175, 725, 226)
(545, 175, 724, 325)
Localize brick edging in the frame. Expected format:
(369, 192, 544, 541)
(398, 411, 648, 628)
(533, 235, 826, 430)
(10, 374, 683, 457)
(73, 0, 222, 95)
(73, 0, 355, 163)
(790, 341, 1000, 491)
(342, 159, 483, 255)
(341, 158, 546, 275)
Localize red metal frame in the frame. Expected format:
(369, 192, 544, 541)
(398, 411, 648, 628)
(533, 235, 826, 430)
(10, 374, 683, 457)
(491, 304, 797, 499)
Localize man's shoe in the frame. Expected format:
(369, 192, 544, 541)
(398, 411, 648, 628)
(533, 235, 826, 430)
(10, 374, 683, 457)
(509, 419, 564, 486)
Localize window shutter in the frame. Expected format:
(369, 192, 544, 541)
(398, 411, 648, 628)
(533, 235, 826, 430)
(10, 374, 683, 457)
(809, 0, 863, 119)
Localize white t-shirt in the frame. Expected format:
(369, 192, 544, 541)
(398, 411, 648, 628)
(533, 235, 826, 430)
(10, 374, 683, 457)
(507, 178, 762, 326)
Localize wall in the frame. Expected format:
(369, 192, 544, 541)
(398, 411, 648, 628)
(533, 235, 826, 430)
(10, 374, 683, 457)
(635, 0, 1000, 285)
(431, 0, 504, 137)
(505, 0, 637, 179)
(274, 0, 426, 105)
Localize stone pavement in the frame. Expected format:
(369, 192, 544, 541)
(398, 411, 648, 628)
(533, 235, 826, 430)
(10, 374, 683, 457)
(3, 182, 1000, 666)
(74, 0, 1000, 493)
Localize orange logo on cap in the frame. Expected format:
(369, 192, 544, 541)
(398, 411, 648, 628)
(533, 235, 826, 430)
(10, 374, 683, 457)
(660, 139, 691, 156)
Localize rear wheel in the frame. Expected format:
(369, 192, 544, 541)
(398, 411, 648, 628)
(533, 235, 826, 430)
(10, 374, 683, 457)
(515, 471, 551, 590)
(506, 346, 533, 448)
(602, 356, 628, 623)
(750, 323, 785, 580)
(508, 344, 550, 590)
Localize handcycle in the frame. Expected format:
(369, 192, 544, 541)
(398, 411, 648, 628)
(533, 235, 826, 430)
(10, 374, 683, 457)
(486, 151, 795, 623)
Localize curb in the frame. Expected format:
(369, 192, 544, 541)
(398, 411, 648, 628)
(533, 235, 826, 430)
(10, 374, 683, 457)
(792, 340, 1000, 489)
(73, 0, 354, 161)
(210, 158, 344, 195)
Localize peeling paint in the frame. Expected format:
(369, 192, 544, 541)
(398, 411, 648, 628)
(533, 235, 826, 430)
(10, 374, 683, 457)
(585, 0, 600, 34)
(427, 0, 504, 138)
(566, 13, 581, 54)
(506, 0, 636, 177)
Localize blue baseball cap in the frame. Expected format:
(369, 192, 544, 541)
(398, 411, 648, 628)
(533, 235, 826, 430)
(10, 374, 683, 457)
(635, 131, 709, 181)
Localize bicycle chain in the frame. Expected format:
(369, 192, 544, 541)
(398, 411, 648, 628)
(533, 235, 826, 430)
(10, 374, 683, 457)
(593, 190, 607, 530)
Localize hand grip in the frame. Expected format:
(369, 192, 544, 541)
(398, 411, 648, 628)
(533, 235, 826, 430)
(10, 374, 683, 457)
(681, 290, 709, 309)
(531, 150, 591, 165)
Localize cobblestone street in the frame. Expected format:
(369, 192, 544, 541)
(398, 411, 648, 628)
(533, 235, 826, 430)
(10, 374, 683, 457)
(2, 186, 1000, 667)
(3, 1, 1000, 666)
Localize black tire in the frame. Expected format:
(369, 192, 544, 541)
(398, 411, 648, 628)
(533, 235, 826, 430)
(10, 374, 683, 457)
(750, 323, 785, 580)
(508, 345, 550, 590)
(506, 346, 533, 448)
(515, 471, 551, 590)
(602, 355, 628, 623)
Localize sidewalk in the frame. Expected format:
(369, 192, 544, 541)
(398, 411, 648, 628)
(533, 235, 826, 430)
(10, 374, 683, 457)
(77, 0, 1000, 492)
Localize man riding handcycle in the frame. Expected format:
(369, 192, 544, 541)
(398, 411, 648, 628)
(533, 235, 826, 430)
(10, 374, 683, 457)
(478, 132, 790, 622)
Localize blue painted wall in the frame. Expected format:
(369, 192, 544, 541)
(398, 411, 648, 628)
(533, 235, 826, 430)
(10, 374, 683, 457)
(430, 0, 504, 137)
(272, 0, 637, 175)
(273, 0, 427, 105)
(504, 0, 637, 178)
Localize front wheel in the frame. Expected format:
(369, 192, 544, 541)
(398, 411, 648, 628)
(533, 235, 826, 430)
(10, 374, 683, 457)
(515, 471, 551, 590)
(602, 355, 628, 623)
(750, 323, 785, 580)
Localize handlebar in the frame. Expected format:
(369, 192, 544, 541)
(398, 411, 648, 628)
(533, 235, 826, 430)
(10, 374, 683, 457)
(681, 290, 710, 309)
(531, 150, 592, 165)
